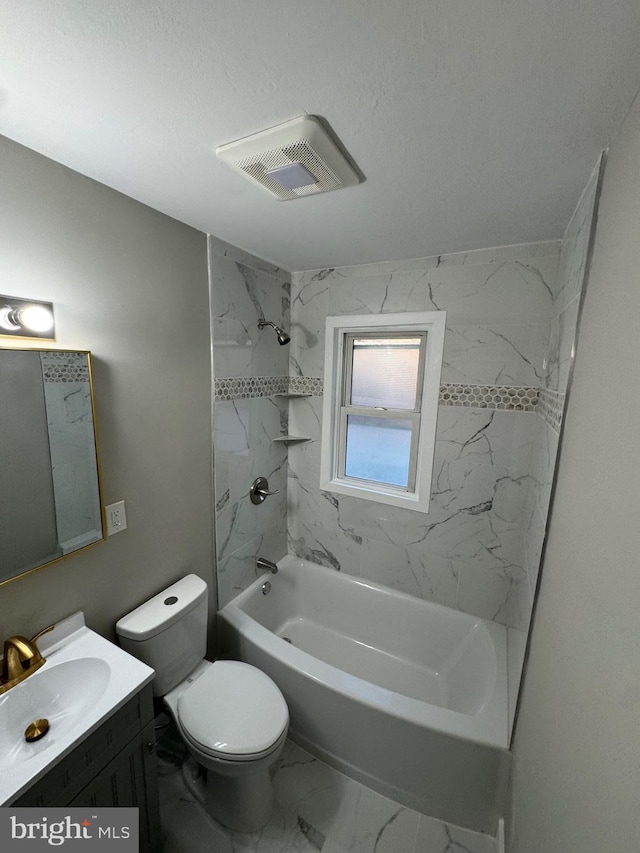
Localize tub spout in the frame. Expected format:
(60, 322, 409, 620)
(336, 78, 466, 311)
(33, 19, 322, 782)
(256, 557, 278, 574)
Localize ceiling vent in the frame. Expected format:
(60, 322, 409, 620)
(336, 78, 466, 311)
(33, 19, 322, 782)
(216, 115, 361, 201)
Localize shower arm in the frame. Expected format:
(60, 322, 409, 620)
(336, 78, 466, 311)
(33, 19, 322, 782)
(257, 318, 290, 345)
(257, 319, 277, 331)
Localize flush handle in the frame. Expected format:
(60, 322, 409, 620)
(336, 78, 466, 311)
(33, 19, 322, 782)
(250, 476, 280, 505)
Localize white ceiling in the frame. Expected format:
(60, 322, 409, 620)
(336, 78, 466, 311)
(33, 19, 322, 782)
(2, 2, 640, 272)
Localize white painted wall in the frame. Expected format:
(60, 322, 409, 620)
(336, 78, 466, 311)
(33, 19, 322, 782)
(507, 91, 640, 851)
(0, 135, 214, 641)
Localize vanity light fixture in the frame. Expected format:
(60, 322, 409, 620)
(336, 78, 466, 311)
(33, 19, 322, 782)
(0, 295, 55, 339)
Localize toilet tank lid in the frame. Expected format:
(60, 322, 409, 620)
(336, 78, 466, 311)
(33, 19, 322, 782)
(116, 574, 208, 641)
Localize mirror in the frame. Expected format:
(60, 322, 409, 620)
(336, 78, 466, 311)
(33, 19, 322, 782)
(0, 349, 104, 584)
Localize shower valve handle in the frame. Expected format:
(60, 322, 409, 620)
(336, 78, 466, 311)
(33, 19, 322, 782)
(250, 476, 280, 505)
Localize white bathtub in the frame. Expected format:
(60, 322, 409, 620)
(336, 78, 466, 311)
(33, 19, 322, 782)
(218, 555, 510, 835)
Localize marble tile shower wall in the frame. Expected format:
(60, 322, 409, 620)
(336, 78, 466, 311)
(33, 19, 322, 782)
(209, 209, 597, 630)
(287, 243, 562, 627)
(208, 236, 292, 607)
(513, 163, 601, 634)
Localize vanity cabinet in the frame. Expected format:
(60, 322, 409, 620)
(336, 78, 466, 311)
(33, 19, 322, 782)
(11, 684, 160, 853)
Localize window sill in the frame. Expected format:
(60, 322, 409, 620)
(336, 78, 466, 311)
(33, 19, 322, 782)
(320, 477, 430, 513)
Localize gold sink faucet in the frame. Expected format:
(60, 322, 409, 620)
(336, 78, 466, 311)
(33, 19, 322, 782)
(0, 625, 55, 695)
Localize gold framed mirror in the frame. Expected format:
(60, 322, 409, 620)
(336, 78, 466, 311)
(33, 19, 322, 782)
(0, 348, 104, 585)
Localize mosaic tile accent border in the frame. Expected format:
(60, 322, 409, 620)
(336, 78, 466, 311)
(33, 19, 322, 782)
(289, 376, 324, 396)
(215, 376, 288, 402)
(40, 351, 89, 383)
(439, 384, 538, 411)
(538, 386, 565, 432)
(215, 375, 547, 413)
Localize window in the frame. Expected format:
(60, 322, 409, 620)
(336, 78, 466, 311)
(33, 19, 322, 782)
(320, 312, 445, 513)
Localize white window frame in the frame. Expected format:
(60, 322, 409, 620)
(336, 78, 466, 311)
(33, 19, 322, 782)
(320, 312, 446, 513)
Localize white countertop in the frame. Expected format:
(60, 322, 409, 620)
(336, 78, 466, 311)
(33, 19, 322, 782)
(0, 611, 155, 805)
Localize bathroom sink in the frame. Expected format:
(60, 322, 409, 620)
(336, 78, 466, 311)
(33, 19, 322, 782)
(0, 612, 154, 805)
(0, 658, 110, 770)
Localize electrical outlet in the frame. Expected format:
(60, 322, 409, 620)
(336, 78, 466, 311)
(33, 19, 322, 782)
(106, 500, 128, 536)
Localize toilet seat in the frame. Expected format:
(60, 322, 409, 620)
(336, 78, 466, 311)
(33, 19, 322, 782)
(181, 719, 288, 764)
(177, 660, 288, 761)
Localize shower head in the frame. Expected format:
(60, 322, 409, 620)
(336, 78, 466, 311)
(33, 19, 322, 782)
(257, 318, 291, 346)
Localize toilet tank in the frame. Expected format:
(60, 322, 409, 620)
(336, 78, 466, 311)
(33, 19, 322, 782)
(116, 574, 208, 696)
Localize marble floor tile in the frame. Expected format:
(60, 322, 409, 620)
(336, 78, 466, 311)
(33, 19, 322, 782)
(414, 814, 496, 853)
(274, 741, 421, 853)
(162, 794, 233, 853)
(157, 728, 496, 853)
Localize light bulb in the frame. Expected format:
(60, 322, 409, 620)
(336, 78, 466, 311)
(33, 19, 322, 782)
(0, 307, 19, 331)
(0, 295, 56, 338)
(18, 305, 55, 333)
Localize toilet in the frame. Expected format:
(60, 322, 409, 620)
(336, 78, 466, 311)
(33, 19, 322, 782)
(115, 574, 289, 833)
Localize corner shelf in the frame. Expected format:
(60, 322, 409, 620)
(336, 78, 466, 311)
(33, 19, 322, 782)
(274, 393, 311, 398)
(272, 391, 313, 441)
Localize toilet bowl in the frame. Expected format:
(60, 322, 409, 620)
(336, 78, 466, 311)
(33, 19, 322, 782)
(165, 658, 288, 832)
(116, 574, 289, 832)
